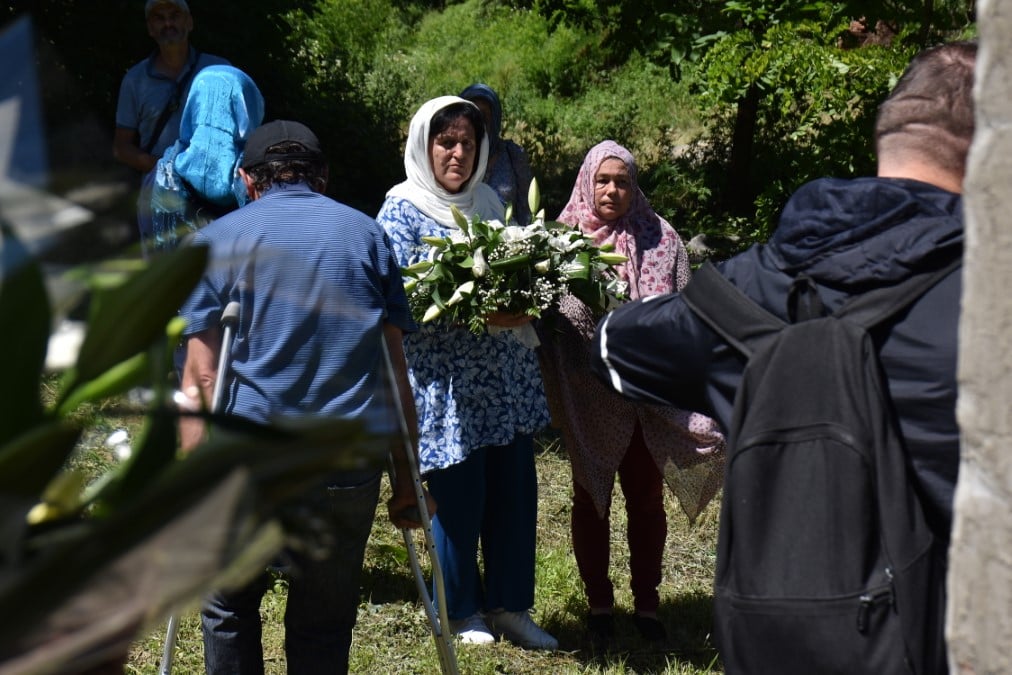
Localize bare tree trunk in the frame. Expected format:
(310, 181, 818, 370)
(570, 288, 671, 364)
(726, 83, 759, 217)
(948, 1, 1012, 671)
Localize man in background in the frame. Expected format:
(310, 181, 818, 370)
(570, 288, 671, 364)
(112, 0, 228, 249)
(591, 39, 974, 549)
(590, 40, 975, 670)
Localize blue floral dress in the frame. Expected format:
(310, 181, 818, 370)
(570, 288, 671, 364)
(378, 196, 550, 473)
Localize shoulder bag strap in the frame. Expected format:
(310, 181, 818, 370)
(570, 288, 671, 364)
(141, 50, 202, 155)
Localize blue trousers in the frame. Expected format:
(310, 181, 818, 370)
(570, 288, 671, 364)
(201, 472, 380, 675)
(426, 434, 538, 619)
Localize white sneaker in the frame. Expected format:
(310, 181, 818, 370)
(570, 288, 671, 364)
(487, 609, 559, 650)
(448, 613, 495, 644)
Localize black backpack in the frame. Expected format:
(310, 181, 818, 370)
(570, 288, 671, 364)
(682, 260, 957, 675)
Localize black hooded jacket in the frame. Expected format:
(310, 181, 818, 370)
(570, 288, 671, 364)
(590, 176, 963, 541)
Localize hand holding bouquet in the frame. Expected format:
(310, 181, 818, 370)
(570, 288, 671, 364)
(401, 180, 628, 335)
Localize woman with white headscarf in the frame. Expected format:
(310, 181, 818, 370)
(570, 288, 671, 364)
(376, 96, 556, 651)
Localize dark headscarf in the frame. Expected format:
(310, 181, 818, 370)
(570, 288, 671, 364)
(460, 83, 503, 153)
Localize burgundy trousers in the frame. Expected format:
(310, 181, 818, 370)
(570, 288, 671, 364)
(571, 424, 666, 614)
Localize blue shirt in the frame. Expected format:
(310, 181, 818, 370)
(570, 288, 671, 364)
(115, 47, 230, 158)
(377, 196, 550, 473)
(180, 183, 415, 434)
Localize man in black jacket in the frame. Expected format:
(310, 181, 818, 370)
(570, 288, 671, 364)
(589, 40, 976, 545)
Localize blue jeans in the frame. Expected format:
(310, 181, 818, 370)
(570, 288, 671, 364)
(201, 471, 381, 675)
(426, 434, 538, 619)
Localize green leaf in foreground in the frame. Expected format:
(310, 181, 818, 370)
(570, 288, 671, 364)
(0, 220, 49, 446)
(58, 244, 208, 408)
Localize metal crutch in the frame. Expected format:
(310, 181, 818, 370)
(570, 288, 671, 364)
(159, 301, 241, 675)
(380, 339, 459, 675)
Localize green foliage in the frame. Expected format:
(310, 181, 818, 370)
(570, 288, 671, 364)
(7, 0, 979, 240)
(0, 222, 49, 445)
(0, 221, 390, 670)
(372, 1, 700, 216)
(280, 0, 415, 211)
(649, 10, 918, 256)
(397, 1, 601, 103)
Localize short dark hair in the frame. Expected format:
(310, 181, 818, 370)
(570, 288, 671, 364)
(245, 141, 327, 194)
(428, 102, 486, 181)
(875, 41, 977, 176)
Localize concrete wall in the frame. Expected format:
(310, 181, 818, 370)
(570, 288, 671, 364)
(949, 1, 1012, 671)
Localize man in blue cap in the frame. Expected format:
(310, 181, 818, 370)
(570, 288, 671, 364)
(178, 119, 431, 674)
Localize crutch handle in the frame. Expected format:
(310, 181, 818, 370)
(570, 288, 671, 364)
(220, 301, 240, 327)
(210, 301, 241, 414)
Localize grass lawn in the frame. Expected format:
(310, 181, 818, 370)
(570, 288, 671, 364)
(121, 431, 723, 674)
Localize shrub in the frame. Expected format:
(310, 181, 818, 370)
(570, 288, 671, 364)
(653, 17, 916, 257)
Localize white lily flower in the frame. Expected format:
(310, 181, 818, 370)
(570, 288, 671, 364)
(553, 235, 585, 253)
(472, 248, 488, 278)
(534, 259, 552, 274)
(559, 261, 588, 276)
(447, 280, 475, 305)
(422, 304, 443, 322)
(528, 177, 541, 216)
(502, 225, 528, 242)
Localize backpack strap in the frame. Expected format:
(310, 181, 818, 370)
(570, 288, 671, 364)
(834, 256, 961, 330)
(683, 254, 960, 356)
(682, 261, 785, 358)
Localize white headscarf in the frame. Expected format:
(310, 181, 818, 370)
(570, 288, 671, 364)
(387, 96, 505, 228)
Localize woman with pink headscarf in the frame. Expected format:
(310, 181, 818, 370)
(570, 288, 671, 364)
(537, 140, 725, 648)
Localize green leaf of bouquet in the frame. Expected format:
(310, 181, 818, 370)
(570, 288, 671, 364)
(420, 236, 447, 247)
(564, 252, 592, 280)
(425, 264, 446, 282)
(403, 260, 434, 275)
(431, 285, 448, 309)
(568, 279, 606, 314)
(0, 220, 49, 446)
(597, 253, 629, 265)
(58, 245, 207, 406)
(490, 254, 531, 271)
(450, 205, 469, 232)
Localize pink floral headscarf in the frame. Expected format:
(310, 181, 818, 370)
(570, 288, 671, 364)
(557, 140, 688, 298)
